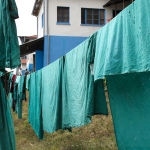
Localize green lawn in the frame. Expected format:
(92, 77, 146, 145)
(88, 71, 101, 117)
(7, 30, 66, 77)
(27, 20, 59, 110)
(12, 92, 117, 150)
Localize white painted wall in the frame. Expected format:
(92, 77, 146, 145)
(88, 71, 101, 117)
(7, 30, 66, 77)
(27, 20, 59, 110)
(37, 2, 44, 38)
(37, 0, 132, 37)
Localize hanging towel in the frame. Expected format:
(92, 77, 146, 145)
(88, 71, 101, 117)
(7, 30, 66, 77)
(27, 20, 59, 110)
(106, 72, 150, 150)
(0, 78, 16, 150)
(28, 71, 43, 140)
(17, 76, 25, 119)
(94, 0, 150, 81)
(41, 57, 64, 134)
(26, 74, 30, 90)
(62, 38, 108, 129)
(0, 0, 20, 74)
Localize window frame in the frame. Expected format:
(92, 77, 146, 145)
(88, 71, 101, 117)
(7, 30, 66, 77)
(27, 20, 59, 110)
(81, 8, 105, 26)
(57, 6, 70, 25)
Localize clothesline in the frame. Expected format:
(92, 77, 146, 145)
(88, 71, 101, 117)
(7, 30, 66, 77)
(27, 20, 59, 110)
(1, 0, 150, 149)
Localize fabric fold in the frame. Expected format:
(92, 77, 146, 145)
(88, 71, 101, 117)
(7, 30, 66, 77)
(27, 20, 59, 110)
(28, 71, 44, 140)
(41, 57, 64, 134)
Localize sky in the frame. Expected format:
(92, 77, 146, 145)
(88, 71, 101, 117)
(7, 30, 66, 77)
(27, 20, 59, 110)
(15, 0, 37, 36)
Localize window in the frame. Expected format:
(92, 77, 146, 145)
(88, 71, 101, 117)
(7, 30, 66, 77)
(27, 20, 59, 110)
(81, 8, 105, 25)
(57, 7, 69, 23)
(113, 10, 122, 18)
(42, 14, 44, 28)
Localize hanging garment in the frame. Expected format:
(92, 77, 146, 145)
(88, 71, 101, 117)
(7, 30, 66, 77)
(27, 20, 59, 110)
(26, 74, 30, 90)
(12, 76, 20, 112)
(106, 72, 150, 150)
(94, 0, 150, 81)
(10, 74, 16, 93)
(28, 70, 43, 140)
(22, 75, 26, 101)
(0, 78, 16, 150)
(0, 0, 20, 74)
(41, 57, 64, 134)
(16, 76, 25, 119)
(62, 38, 108, 129)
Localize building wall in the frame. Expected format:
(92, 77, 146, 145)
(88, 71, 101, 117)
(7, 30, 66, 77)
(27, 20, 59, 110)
(36, 0, 133, 37)
(37, 2, 44, 38)
(38, 0, 133, 66)
(36, 50, 44, 70)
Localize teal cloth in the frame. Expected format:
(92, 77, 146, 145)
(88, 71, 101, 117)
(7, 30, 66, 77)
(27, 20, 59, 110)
(26, 74, 30, 90)
(94, 0, 150, 80)
(0, 0, 20, 75)
(0, 78, 16, 150)
(8, 73, 13, 107)
(41, 58, 64, 133)
(28, 71, 43, 139)
(14, 76, 24, 119)
(106, 72, 150, 150)
(63, 39, 108, 129)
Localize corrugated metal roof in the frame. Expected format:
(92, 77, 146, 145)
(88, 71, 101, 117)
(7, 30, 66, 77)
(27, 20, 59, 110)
(32, 0, 43, 16)
(20, 37, 44, 56)
(103, 0, 130, 7)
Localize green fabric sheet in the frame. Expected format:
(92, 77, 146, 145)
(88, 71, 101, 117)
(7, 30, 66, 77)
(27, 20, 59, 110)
(0, 78, 16, 150)
(0, 0, 20, 75)
(26, 74, 30, 90)
(94, 0, 150, 80)
(16, 76, 25, 119)
(62, 39, 108, 129)
(41, 58, 64, 133)
(106, 72, 150, 150)
(28, 71, 43, 139)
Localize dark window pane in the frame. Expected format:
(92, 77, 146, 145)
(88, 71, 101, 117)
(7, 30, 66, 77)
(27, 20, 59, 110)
(81, 8, 105, 25)
(64, 18, 69, 22)
(57, 7, 69, 22)
(64, 14, 69, 17)
(94, 15, 98, 19)
(87, 14, 92, 19)
(93, 9, 98, 15)
(87, 9, 92, 14)
(81, 8, 85, 24)
(81, 20, 85, 24)
(100, 10, 104, 19)
(57, 18, 62, 22)
(87, 20, 92, 24)
(100, 19, 104, 25)
(94, 20, 98, 24)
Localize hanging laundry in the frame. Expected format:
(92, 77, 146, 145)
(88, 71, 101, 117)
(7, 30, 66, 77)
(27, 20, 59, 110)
(106, 72, 150, 150)
(41, 57, 64, 134)
(62, 38, 108, 129)
(28, 70, 43, 140)
(0, 0, 20, 75)
(0, 78, 16, 150)
(16, 76, 25, 119)
(26, 74, 30, 90)
(94, 0, 150, 81)
(12, 76, 20, 112)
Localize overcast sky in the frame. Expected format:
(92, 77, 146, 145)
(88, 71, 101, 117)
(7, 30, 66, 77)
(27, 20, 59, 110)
(15, 0, 37, 36)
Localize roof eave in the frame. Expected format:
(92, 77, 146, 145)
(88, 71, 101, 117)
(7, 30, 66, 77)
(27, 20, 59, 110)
(31, 0, 43, 17)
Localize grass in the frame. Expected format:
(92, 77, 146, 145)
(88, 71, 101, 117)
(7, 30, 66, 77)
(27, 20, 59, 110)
(12, 91, 117, 150)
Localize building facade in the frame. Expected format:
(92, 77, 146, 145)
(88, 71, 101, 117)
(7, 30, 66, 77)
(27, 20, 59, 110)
(18, 35, 37, 74)
(20, 0, 133, 70)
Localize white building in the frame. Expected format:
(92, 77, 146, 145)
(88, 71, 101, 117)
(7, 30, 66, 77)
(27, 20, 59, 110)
(20, 0, 133, 69)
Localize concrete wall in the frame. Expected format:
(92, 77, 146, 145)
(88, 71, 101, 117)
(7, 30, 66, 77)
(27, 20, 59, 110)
(36, 50, 44, 70)
(35, 0, 132, 37)
(37, 2, 44, 38)
(37, 0, 133, 66)
(50, 36, 87, 63)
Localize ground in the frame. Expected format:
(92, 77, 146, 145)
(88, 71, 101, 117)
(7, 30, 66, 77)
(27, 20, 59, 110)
(12, 92, 117, 150)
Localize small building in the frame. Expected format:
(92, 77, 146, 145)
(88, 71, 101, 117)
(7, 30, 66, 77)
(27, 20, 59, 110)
(18, 35, 37, 74)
